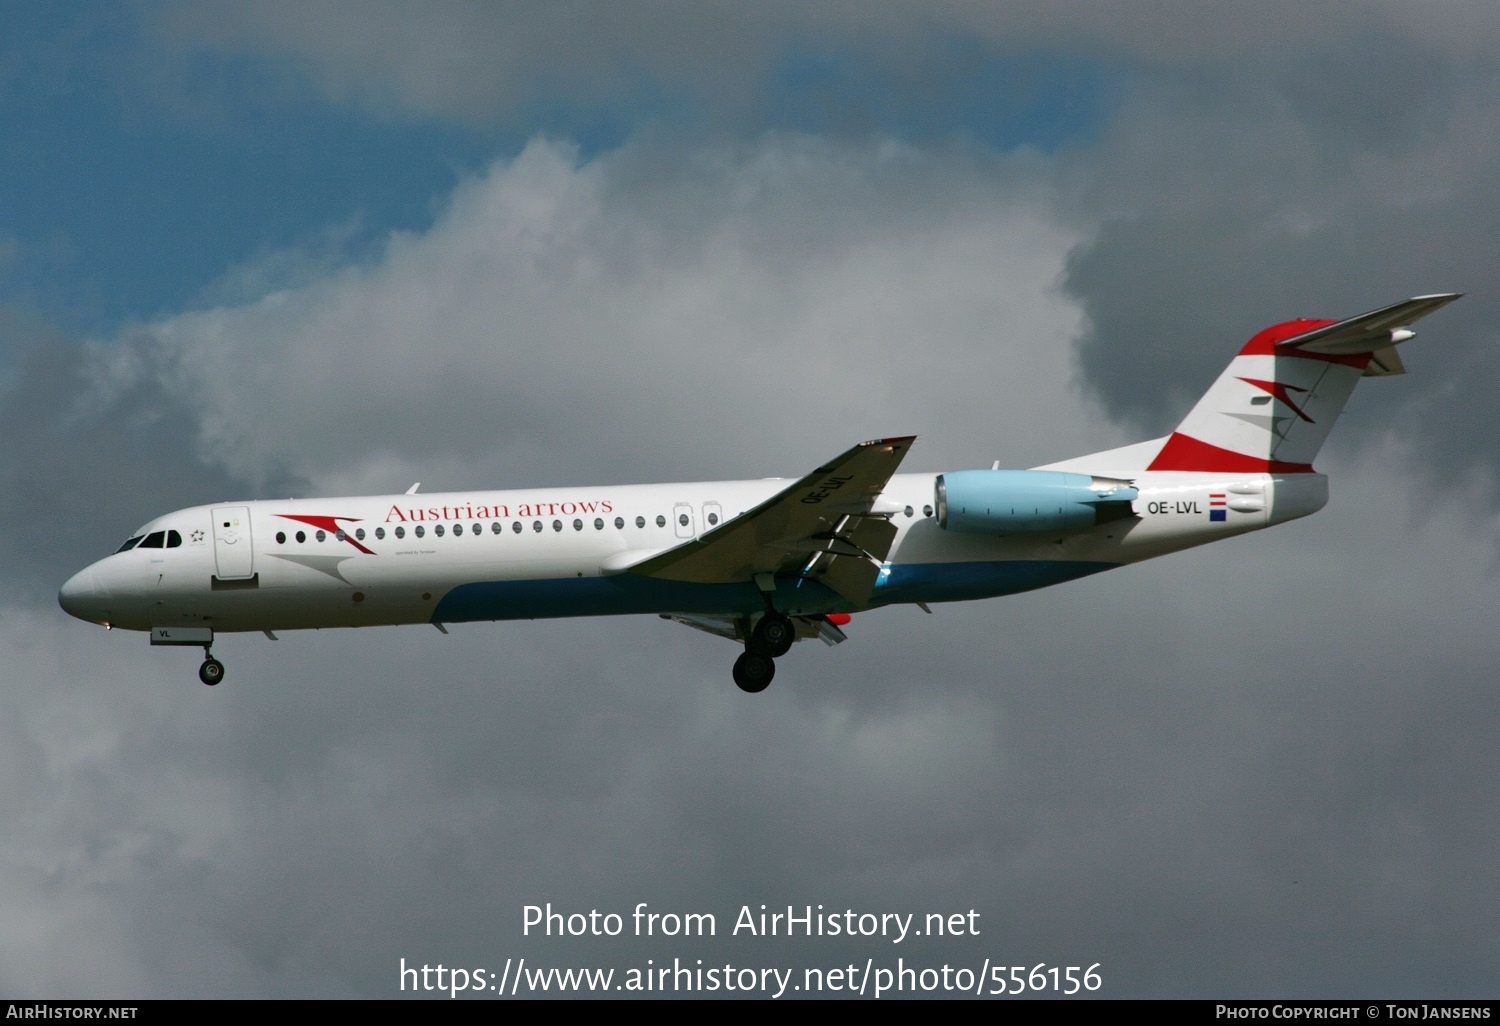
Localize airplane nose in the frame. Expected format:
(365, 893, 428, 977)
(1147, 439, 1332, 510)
(59, 566, 108, 623)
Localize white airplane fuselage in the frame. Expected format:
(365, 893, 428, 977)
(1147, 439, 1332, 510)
(60, 469, 1324, 634)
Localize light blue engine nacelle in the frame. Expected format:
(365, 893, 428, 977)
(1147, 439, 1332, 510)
(935, 469, 1138, 535)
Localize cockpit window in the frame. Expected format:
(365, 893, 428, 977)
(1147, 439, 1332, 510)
(115, 536, 144, 553)
(166, 530, 182, 548)
(138, 531, 166, 549)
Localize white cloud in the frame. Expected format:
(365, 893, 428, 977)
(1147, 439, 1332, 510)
(141, 135, 1096, 498)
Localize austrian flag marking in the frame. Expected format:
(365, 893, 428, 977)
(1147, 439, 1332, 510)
(1209, 493, 1227, 522)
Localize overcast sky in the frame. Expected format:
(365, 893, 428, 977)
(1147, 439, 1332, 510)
(4, 1, 1497, 999)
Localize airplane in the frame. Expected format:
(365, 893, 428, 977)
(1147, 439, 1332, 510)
(59, 294, 1461, 693)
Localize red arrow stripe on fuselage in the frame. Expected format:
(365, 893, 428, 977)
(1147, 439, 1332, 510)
(274, 514, 375, 554)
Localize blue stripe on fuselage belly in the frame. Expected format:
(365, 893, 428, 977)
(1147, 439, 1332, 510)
(432, 574, 839, 623)
(874, 560, 1120, 605)
(432, 560, 1118, 624)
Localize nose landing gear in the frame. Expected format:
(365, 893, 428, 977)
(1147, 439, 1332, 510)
(150, 627, 225, 687)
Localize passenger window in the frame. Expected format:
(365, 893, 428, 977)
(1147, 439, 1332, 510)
(434, 524, 445, 537)
(923, 505, 933, 518)
(513, 522, 522, 534)
(552, 520, 563, 532)
(316, 530, 326, 542)
(415, 526, 425, 538)
(573, 519, 583, 531)
(635, 516, 646, 529)
(394, 526, 405, 539)
(533, 521, 542, 533)
(492, 522, 501, 534)
(453, 523, 463, 536)
(614, 517, 624, 530)
(474, 523, 483, 536)
(167, 530, 182, 548)
(905, 506, 914, 517)
(139, 532, 165, 548)
(276, 532, 287, 545)
(335, 529, 346, 541)
(594, 518, 604, 530)
(655, 515, 666, 528)
(115, 536, 143, 553)
(707, 513, 719, 525)
(375, 527, 385, 540)
(678, 513, 689, 527)
(356, 528, 366, 541)
(296, 531, 307, 543)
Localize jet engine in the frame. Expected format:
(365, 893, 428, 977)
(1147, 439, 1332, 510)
(935, 469, 1137, 535)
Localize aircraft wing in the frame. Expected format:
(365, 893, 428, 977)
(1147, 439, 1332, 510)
(626, 436, 915, 606)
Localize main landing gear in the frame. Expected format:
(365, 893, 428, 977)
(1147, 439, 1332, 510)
(733, 613, 796, 693)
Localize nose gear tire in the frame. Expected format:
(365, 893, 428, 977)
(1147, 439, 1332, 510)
(199, 658, 225, 686)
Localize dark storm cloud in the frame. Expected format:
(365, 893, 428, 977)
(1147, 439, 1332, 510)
(152, 2, 1500, 129)
(1056, 52, 1500, 484)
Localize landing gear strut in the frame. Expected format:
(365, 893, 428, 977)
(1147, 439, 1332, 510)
(150, 628, 224, 687)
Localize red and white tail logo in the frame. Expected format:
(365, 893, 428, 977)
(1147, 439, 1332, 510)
(1148, 318, 1356, 473)
(1033, 296, 1458, 479)
(1148, 295, 1460, 473)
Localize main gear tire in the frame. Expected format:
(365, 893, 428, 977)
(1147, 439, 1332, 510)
(732, 652, 775, 693)
(750, 614, 795, 658)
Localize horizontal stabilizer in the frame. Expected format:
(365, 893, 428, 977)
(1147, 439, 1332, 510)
(1276, 293, 1462, 356)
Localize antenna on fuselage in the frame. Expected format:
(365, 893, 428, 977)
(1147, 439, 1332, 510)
(406, 483, 421, 494)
